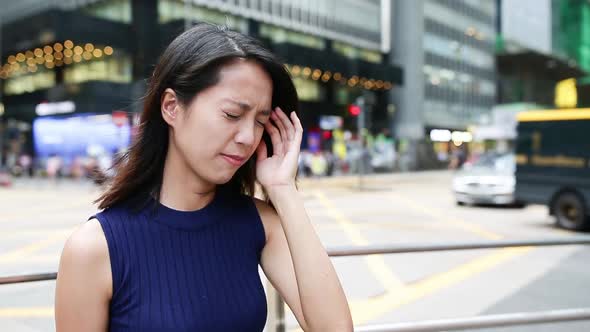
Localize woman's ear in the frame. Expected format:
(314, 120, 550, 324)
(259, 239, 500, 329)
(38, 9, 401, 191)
(161, 88, 180, 126)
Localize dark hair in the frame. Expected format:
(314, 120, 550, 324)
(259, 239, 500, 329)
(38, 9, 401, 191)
(96, 23, 299, 210)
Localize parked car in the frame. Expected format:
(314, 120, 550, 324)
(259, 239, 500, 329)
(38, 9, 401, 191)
(452, 153, 519, 206)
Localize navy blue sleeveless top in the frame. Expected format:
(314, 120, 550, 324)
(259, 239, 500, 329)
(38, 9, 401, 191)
(92, 190, 267, 332)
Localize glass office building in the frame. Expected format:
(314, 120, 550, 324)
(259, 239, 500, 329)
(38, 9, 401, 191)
(0, 0, 402, 164)
(391, 0, 496, 169)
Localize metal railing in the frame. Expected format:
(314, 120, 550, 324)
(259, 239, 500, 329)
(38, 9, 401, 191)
(1, 237, 590, 331)
(267, 237, 590, 332)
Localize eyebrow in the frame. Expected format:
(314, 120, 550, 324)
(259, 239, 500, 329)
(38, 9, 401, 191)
(223, 98, 272, 116)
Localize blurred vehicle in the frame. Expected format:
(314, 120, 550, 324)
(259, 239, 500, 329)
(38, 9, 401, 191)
(452, 153, 518, 206)
(515, 109, 590, 231)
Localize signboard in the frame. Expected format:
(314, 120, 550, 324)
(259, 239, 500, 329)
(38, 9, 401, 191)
(35, 101, 75, 116)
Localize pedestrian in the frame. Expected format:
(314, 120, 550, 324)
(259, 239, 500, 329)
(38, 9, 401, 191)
(55, 23, 352, 332)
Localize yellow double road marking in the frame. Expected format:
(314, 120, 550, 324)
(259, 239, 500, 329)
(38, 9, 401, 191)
(313, 191, 407, 293)
(294, 190, 531, 329)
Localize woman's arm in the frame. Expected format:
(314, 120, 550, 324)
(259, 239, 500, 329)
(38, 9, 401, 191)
(258, 189, 353, 332)
(256, 108, 353, 331)
(55, 219, 111, 332)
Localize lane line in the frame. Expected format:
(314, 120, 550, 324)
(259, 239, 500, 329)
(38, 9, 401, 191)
(0, 307, 54, 317)
(0, 236, 67, 263)
(312, 190, 407, 293)
(348, 247, 532, 324)
(390, 193, 503, 240)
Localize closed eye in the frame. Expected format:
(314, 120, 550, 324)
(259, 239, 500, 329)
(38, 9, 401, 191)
(225, 111, 266, 127)
(224, 112, 240, 120)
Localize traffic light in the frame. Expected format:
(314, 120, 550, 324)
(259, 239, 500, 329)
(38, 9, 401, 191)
(348, 104, 361, 116)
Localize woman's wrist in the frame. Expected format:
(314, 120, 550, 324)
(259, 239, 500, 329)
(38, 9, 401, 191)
(265, 183, 298, 205)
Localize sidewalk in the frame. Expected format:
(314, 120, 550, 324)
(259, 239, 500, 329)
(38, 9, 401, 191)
(5, 170, 454, 192)
(297, 169, 453, 190)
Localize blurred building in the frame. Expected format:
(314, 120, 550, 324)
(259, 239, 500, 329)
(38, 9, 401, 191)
(391, 0, 496, 170)
(0, 0, 402, 168)
(496, 0, 588, 108)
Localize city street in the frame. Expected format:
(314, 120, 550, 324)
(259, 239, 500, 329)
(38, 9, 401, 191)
(1, 171, 589, 331)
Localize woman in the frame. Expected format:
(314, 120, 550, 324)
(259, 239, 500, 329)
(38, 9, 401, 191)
(55, 23, 352, 331)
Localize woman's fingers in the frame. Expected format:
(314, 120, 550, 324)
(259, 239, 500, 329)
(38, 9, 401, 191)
(291, 111, 303, 141)
(265, 120, 284, 156)
(271, 109, 288, 143)
(255, 139, 268, 162)
(275, 107, 295, 140)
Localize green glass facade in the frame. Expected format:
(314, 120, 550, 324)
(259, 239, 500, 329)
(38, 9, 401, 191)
(553, 0, 590, 72)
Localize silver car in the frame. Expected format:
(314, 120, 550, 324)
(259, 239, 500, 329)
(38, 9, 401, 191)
(452, 153, 519, 206)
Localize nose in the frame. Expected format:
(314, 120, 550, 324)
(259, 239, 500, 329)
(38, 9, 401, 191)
(234, 121, 257, 147)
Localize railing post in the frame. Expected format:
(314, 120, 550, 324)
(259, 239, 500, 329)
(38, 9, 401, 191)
(265, 279, 285, 332)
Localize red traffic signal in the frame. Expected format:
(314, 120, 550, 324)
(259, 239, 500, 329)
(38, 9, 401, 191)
(348, 104, 361, 116)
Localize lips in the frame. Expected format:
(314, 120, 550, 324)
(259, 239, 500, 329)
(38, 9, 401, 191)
(220, 153, 247, 166)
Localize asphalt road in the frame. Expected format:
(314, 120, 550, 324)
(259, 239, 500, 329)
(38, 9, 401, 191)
(0, 171, 588, 331)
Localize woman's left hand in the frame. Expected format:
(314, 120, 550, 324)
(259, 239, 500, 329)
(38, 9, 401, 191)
(255, 107, 303, 193)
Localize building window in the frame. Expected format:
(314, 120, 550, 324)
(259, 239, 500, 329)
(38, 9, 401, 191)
(424, 1, 494, 41)
(159, 0, 247, 32)
(4, 70, 55, 95)
(259, 24, 326, 50)
(64, 56, 132, 84)
(292, 77, 323, 101)
(333, 41, 382, 63)
(423, 33, 493, 69)
(82, 0, 132, 24)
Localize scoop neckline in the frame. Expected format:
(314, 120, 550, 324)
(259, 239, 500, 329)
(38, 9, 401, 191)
(151, 191, 225, 231)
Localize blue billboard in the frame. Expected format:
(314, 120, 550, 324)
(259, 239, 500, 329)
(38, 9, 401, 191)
(33, 113, 131, 162)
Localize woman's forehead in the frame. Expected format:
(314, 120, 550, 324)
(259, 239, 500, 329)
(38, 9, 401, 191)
(212, 62, 273, 104)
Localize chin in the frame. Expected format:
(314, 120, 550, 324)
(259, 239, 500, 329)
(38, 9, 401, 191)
(209, 170, 237, 185)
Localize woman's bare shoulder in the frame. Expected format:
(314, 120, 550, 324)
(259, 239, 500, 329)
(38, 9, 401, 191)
(63, 219, 109, 262)
(55, 219, 111, 330)
(58, 219, 112, 296)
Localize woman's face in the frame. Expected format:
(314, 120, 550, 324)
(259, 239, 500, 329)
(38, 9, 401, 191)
(166, 59, 273, 185)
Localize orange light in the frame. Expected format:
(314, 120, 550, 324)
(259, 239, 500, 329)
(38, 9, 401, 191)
(64, 49, 73, 57)
(104, 46, 114, 55)
(73, 46, 83, 55)
(7, 55, 16, 64)
(93, 49, 103, 58)
(84, 43, 94, 52)
(82, 52, 92, 60)
(34, 48, 44, 57)
(54, 52, 63, 60)
(43, 46, 53, 54)
(73, 54, 82, 62)
(64, 40, 74, 49)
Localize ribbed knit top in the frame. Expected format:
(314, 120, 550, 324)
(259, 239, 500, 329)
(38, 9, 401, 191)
(92, 190, 267, 332)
